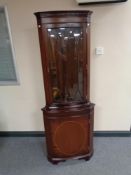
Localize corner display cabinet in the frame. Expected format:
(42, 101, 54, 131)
(34, 11, 95, 164)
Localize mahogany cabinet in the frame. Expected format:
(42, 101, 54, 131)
(34, 11, 95, 164)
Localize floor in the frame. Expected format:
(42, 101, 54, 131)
(0, 137, 131, 175)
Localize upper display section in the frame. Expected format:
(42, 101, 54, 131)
(46, 26, 85, 103)
(35, 11, 92, 106)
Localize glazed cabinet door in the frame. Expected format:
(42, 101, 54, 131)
(41, 23, 89, 105)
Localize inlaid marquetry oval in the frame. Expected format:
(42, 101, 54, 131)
(54, 121, 86, 156)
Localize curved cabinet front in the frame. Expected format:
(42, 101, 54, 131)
(43, 103, 94, 164)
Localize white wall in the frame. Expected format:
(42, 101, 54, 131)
(0, 0, 131, 131)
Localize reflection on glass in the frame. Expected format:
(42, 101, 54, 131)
(48, 28, 52, 32)
(47, 27, 84, 103)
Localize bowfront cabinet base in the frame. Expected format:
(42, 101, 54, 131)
(42, 102, 94, 164)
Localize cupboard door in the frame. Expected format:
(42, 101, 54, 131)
(44, 115, 91, 158)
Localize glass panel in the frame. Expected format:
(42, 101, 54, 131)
(0, 7, 17, 84)
(47, 27, 85, 103)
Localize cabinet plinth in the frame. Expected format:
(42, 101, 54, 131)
(34, 10, 95, 164)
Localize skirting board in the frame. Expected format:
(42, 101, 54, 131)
(0, 131, 130, 137)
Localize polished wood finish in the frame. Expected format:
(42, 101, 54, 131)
(43, 102, 94, 164)
(34, 11, 95, 164)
